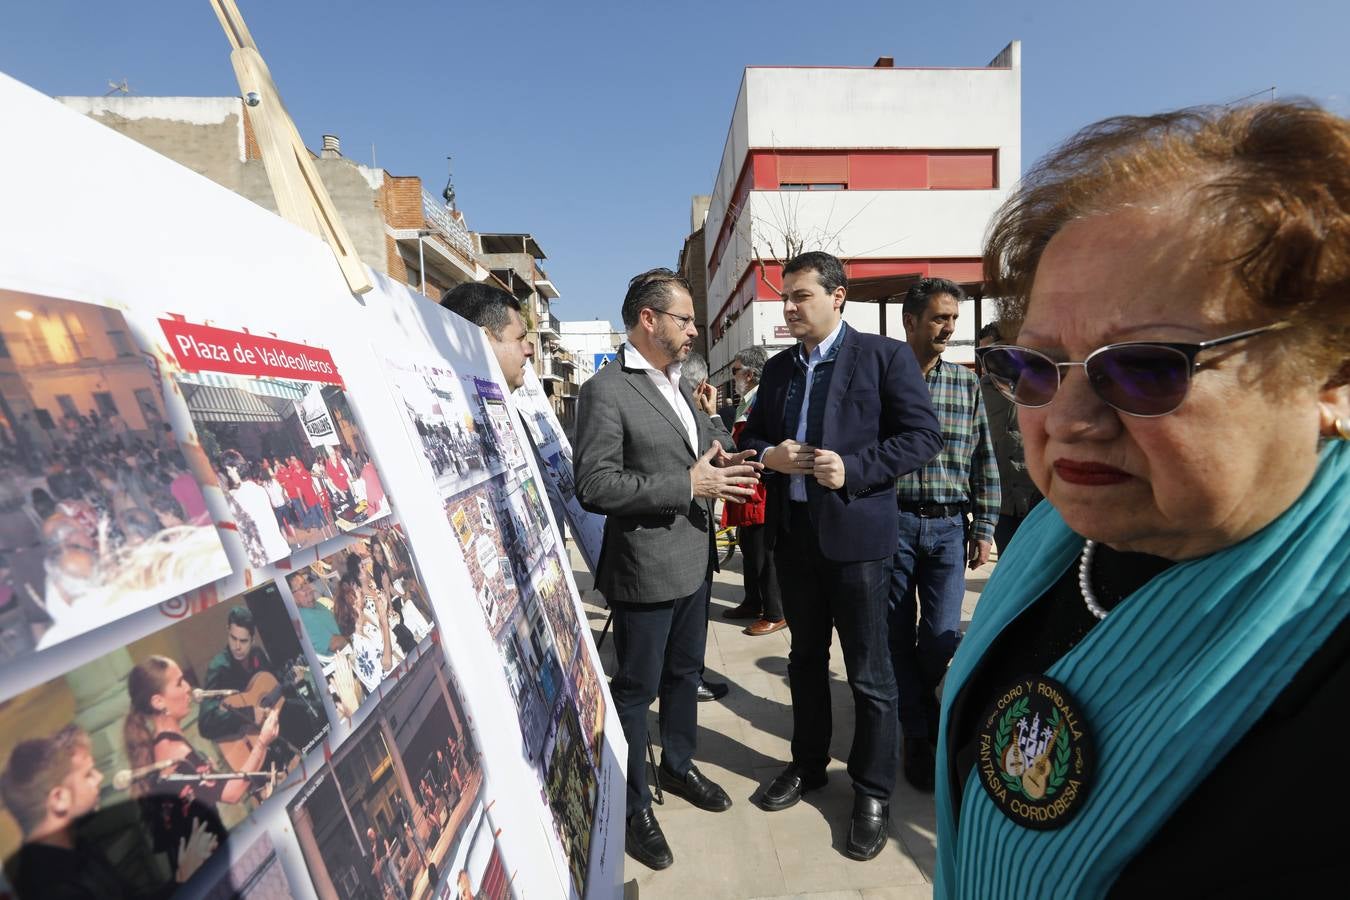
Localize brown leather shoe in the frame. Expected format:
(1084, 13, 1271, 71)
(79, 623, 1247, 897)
(723, 602, 761, 620)
(744, 618, 787, 636)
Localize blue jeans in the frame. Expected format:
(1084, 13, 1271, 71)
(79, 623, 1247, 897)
(887, 511, 967, 742)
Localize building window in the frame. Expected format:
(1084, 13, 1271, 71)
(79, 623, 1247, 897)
(779, 182, 847, 191)
(93, 392, 119, 417)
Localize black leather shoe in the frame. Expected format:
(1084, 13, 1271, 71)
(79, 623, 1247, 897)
(758, 763, 828, 811)
(722, 602, 760, 620)
(902, 738, 936, 793)
(657, 763, 732, 812)
(696, 679, 729, 702)
(625, 807, 674, 869)
(845, 794, 889, 861)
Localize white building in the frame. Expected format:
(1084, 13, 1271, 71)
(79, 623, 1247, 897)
(558, 320, 622, 384)
(703, 42, 1022, 382)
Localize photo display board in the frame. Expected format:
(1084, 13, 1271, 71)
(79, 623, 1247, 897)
(0, 72, 623, 900)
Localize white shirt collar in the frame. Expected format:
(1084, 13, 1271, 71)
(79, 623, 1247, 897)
(799, 318, 846, 364)
(623, 341, 683, 383)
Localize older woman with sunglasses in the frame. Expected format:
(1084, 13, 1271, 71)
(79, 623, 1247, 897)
(935, 102, 1349, 897)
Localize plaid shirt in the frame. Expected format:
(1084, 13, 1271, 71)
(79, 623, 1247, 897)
(896, 357, 1001, 544)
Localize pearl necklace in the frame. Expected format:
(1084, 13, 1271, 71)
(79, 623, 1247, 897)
(1077, 540, 1110, 621)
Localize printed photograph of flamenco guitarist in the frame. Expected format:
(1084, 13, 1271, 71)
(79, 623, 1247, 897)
(287, 646, 483, 900)
(0, 581, 326, 898)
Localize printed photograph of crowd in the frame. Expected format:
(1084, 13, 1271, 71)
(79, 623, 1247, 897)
(543, 703, 598, 896)
(0, 582, 327, 900)
(285, 523, 437, 725)
(0, 291, 230, 659)
(445, 477, 562, 761)
(385, 360, 524, 497)
(287, 647, 483, 900)
(176, 372, 388, 567)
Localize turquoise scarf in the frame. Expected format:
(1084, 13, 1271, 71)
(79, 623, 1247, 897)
(935, 441, 1350, 898)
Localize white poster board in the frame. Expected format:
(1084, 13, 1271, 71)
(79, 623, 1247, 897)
(0, 72, 623, 900)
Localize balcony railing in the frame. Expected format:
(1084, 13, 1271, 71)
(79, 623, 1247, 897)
(421, 190, 476, 260)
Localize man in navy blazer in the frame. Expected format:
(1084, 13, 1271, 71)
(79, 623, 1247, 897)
(739, 251, 942, 860)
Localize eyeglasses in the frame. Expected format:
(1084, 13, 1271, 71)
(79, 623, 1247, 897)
(651, 309, 696, 330)
(974, 322, 1290, 417)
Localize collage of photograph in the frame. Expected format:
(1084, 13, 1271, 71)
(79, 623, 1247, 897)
(0, 582, 328, 898)
(385, 360, 525, 500)
(0, 291, 231, 660)
(284, 522, 438, 725)
(0, 283, 602, 899)
(286, 647, 483, 900)
(443, 465, 605, 896)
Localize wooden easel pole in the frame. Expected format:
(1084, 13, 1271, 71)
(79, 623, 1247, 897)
(209, 0, 373, 295)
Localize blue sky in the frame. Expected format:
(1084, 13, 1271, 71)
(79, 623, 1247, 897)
(3, 1, 1345, 322)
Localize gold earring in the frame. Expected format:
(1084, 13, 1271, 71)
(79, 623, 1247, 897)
(1337, 418, 1350, 440)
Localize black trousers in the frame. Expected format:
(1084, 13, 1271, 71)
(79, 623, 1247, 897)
(775, 503, 898, 800)
(609, 574, 711, 815)
(739, 523, 784, 621)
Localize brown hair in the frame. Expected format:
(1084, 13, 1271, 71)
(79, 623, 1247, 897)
(0, 726, 90, 835)
(984, 100, 1350, 384)
(123, 655, 175, 798)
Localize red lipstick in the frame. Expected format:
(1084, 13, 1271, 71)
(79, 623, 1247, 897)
(1053, 459, 1130, 486)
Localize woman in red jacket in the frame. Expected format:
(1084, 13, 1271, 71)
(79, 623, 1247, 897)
(720, 347, 785, 635)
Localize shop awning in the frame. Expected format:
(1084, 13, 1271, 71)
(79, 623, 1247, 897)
(182, 383, 289, 423)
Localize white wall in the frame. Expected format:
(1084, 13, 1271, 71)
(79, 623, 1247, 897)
(703, 42, 1020, 372)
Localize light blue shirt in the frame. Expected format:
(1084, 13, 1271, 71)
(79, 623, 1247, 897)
(790, 318, 845, 502)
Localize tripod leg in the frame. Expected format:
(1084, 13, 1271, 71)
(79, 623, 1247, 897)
(597, 609, 614, 649)
(647, 733, 663, 805)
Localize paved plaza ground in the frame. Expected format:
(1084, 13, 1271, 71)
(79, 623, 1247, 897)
(570, 541, 995, 900)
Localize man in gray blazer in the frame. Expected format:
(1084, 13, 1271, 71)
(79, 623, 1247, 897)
(574, 268, 761, 871)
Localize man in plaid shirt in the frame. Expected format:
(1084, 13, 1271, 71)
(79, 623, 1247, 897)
(889, 277, 1000, 792)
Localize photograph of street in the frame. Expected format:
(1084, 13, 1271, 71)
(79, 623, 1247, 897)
(445, 476, 562, 761)
(543, 703, 598, 897)
(286, 647, 482, 900)
(0, 581, 327, 899)
(176, 371, 388, 567)
(284, 521, 438, 724)
(384, 359, 520, 498)
(0, 289, 229, 659)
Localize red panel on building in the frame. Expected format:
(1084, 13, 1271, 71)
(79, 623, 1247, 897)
(848, 260, 928, 279)
(929, 259, 985, 282)
(928, 151, 998, 189)
(752, 152, 779, 189)
(776, 153, 850, 186)
(848, 152, 929, 189)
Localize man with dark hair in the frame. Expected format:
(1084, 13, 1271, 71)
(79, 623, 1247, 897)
(574, 267, 761, 870)
(441, 281, 570, 542)
(1, 726, 214, 898)
(976, 321, 1042, 552)
(196, 606, 275, 745)
(721, 345, 785, 635)
(440, 283, 533, 392)
(739, 251, 942, 860)
(889, 277, 1000, 794)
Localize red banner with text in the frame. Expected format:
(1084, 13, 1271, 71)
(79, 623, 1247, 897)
(159, 319, 344, 387)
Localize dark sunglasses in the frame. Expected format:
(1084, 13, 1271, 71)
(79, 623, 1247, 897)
(974, 322, 1289, 417)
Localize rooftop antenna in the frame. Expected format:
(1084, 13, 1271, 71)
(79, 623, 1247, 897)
(105, 78, 132, 96)
(442, 156, 457, 211)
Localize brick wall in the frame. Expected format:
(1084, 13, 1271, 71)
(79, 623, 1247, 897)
(380, 175, 425, 229)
